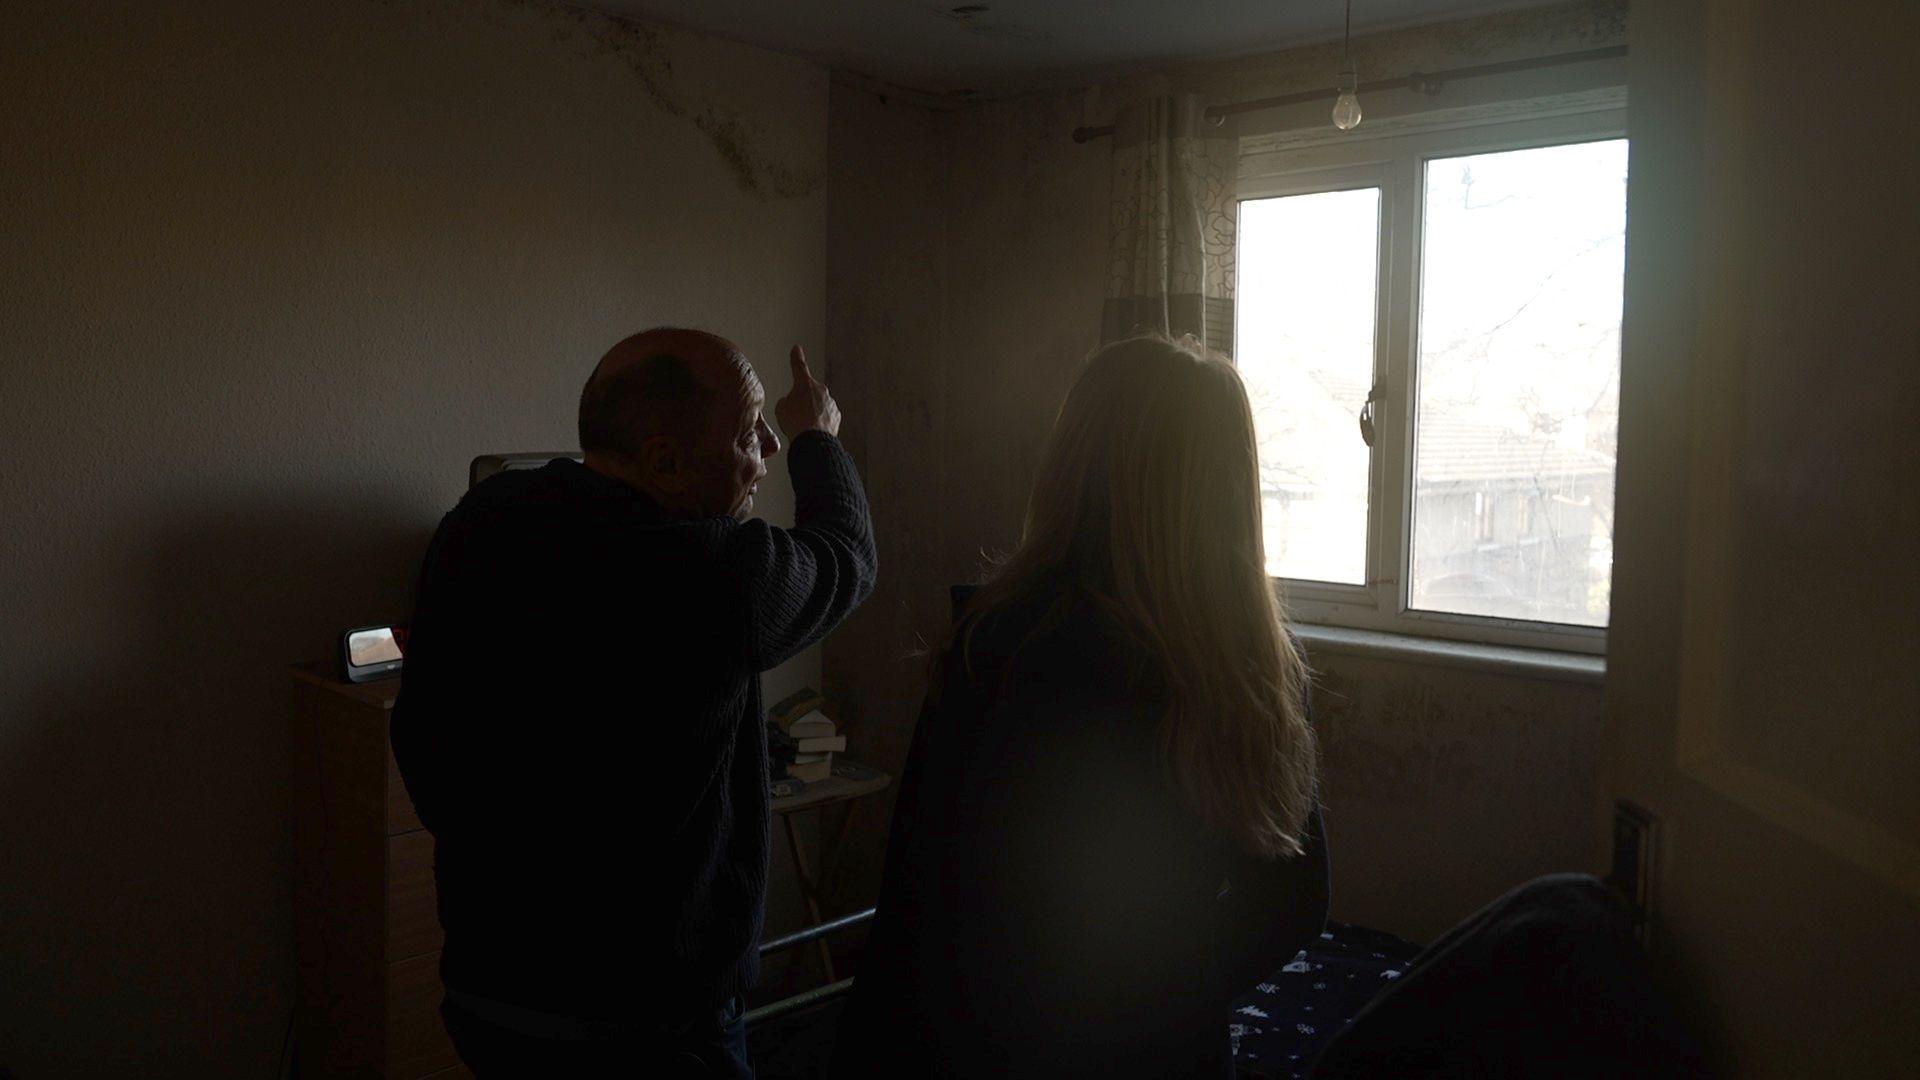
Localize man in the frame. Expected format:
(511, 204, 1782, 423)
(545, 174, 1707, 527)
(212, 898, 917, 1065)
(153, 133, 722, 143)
(392, 328, 876, 1076)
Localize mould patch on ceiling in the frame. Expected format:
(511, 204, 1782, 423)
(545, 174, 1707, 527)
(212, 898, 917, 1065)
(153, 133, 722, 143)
(930, 3, 1054, 46)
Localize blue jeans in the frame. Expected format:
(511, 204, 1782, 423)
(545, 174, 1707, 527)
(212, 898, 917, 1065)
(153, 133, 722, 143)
(441, 990, 752, 1078)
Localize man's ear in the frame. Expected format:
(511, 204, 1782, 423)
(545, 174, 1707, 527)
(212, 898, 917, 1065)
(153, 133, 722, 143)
(639, 434, 691, 492)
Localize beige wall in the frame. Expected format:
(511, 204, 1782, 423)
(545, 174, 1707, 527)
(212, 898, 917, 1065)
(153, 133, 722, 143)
(824, 2, 1625, 946)
(823, 81, 1117, 924)
(0, 1, 826, 1074)
(1309, 651, 1602, 940)
(1602, 0, 1920, 1072)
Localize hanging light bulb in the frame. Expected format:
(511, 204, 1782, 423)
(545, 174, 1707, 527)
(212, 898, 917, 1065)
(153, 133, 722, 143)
(1331, 0, 1362, 131)
(1333, 71, 1363, 130)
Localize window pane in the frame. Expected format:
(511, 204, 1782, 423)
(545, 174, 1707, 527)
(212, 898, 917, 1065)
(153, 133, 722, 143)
(1237, 188, 1380, 585)
(1411, 139, 1626, 626)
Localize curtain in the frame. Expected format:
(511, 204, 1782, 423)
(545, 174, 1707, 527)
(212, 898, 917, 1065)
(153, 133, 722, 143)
(1100, 92, 1238, 356)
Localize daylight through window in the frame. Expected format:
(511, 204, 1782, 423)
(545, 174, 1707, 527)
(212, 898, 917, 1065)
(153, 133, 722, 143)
(1235, 116, 1627, 648)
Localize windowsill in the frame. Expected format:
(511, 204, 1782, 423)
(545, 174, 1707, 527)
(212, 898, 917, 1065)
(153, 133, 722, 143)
(1293, 623, 1606, 685)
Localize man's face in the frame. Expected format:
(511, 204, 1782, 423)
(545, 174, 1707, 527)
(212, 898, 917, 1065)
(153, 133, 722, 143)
(690, 361, 781, 520)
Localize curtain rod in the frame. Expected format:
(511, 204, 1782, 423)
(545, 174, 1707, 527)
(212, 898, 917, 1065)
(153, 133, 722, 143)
(1070, 45, 1627, 143)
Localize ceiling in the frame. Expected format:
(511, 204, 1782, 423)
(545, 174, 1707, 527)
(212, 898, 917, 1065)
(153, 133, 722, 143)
(582, 0, 1548, 99)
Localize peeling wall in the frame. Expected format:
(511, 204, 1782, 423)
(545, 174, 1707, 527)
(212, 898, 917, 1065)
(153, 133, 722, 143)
(0, 1, 825, 1073)
(824, 2, 1617, 948)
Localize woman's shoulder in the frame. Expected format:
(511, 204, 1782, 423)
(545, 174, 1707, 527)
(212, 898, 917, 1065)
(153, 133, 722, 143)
(953, 589, 1163, 709)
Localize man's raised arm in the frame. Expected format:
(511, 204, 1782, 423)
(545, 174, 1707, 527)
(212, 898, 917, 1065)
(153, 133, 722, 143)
(729, 346, 877, 671)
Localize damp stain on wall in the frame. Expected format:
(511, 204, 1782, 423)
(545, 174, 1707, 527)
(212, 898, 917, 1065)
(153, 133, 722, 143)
(692, 108, 824, 201)
(541, 1, 825, 200)
(396, 0, 826, 200)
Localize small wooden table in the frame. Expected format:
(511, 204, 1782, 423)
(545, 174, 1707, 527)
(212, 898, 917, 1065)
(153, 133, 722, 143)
(771, 759, 891, 982)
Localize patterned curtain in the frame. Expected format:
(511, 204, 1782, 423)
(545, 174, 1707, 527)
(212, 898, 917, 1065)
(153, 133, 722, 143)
(1100, 93, 1238, 356)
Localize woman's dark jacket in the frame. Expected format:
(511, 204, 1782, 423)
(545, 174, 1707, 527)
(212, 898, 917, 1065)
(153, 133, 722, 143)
(833, 593, 1329, 1078)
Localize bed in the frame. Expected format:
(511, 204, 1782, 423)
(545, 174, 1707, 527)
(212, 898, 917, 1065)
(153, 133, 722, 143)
(1228, 921, 1423, 1079)
(747, 919, 1422, 1078)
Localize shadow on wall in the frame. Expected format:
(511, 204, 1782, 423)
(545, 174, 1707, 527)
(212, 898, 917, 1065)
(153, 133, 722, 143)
(0, 489, 434, 1075)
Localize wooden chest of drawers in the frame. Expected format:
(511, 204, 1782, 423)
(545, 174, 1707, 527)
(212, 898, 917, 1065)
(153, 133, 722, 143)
(290, 666, 469, 1079)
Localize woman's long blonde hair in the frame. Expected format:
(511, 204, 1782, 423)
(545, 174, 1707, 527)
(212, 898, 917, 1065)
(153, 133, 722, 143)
(958, 334, 1317, 859)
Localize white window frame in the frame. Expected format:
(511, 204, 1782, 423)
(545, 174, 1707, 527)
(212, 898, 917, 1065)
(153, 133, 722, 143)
(1237, 103, 1627, 655)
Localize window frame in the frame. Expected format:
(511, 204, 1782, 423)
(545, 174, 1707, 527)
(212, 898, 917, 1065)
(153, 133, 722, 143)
(1237, 105, 1628, 654)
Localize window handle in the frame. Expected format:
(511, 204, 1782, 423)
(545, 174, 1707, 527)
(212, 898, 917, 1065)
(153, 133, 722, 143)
(1358, 386, 1381, 448)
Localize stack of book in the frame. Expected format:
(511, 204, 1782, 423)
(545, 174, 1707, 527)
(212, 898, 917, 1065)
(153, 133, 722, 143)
(768, 688, 847, 783)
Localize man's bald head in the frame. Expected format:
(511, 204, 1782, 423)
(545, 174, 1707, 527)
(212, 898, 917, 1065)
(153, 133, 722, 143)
(578, 328, 752, 458)
(578, 327, 780, 520)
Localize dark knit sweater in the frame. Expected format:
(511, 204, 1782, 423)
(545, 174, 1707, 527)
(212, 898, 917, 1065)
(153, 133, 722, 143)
(392, 431, 875, 1019)
(833, 594, 1329, 1078)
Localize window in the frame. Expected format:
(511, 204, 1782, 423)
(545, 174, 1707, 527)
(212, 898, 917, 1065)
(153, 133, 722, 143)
(1235, 109, 1626, 651)
(1237, 187, 1379, 585)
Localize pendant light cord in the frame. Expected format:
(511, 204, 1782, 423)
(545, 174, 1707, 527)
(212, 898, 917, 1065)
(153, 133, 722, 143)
(1343, 0, 1353, 77)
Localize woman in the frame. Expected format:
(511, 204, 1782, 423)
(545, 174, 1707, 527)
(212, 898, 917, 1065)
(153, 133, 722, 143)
(833, 335, 1328, 1078)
